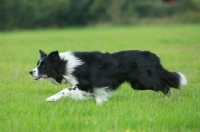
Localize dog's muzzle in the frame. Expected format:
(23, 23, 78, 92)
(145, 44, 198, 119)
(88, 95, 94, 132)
(29, 68, 47, 80)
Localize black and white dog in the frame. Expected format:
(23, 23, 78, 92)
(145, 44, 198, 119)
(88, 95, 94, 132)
(30, 50, 187, 104)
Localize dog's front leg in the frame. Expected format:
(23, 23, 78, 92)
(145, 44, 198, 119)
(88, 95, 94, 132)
(46, 86, 89, 102)
(46, 86, 77, 102)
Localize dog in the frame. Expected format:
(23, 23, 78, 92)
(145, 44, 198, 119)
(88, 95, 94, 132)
(30, 50, 187, 104)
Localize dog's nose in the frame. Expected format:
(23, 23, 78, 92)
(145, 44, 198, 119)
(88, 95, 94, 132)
(30, 70, 33, 75)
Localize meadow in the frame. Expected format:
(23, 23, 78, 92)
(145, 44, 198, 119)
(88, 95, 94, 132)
(0, 24, 200, 132)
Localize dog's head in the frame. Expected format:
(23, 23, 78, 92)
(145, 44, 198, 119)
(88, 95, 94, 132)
(29, 50, 67, 83)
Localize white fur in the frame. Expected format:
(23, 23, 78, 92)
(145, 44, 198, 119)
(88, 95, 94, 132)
(67, 87, 90, 100)
(30, 58, 44, 78)
(59, 51, 84, 85)
(38, 58, 43, 67)
(46, 87, 90, 102)
(93, 87, 111, 105)
(177, 72, 187, 85)
(30, 67, 39, 78)
(46, 86, 112, 104)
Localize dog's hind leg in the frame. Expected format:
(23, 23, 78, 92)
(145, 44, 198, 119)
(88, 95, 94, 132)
(93, 87, 111, 105)
(160, 85, 173, 96)
(46, 86, 90, 102)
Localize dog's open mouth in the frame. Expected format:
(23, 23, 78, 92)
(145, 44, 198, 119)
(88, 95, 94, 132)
(34, 74, 47, 80)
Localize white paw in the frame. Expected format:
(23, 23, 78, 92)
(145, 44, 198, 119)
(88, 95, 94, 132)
(96, 101, 103, 105)
(95, 96, 104, 105)
(46, 94, 62, 102)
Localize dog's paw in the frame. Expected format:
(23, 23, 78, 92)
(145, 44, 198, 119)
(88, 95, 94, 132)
(46, 94, 61, 102)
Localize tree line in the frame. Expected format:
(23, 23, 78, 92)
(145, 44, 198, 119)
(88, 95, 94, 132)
(0, 0, 199, 30)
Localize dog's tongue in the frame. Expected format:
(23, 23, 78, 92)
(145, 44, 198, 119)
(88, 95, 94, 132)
(35, 74, 47, 80)
(41, 74, 47, 78)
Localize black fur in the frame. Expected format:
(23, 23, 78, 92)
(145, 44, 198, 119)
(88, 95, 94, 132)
(36, 51, 67, 83)
(31, 50, 185, 95)
(73, 50, 181, 94)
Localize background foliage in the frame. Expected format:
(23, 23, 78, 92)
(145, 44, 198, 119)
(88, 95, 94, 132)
(0, 0, 199, 30)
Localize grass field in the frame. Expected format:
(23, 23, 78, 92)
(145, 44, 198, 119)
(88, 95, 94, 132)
(0, 25, 200, 132)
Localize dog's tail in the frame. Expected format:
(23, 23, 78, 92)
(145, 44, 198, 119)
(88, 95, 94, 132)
(176, 72, 187, 86)
(157, 65, 187, 89)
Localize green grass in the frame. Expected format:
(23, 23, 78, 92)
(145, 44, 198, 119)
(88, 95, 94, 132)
(0, 24, 200, 132)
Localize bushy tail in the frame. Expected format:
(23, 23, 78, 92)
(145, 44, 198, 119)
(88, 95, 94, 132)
(155, 61, 187, 89)
(160, 69, 187, 89)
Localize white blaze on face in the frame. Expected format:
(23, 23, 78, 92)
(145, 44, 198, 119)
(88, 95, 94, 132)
(30, 58, 43, 78)
(37, 58, 43, 67)
(30, 67, 39, 77)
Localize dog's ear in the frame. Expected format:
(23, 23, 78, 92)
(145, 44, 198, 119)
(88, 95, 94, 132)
(49, 51, 59, 62)
(39, 50, 47, 58)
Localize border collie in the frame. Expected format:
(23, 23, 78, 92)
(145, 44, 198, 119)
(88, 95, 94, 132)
(30, 50, 187, 104)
